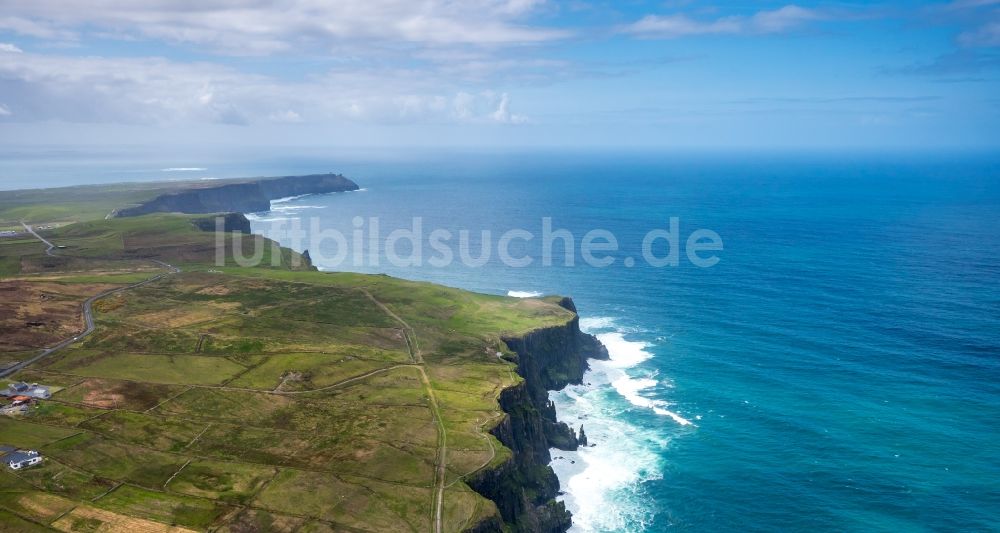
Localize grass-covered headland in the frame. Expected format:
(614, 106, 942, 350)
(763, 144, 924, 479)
(0, 176, 605, 532)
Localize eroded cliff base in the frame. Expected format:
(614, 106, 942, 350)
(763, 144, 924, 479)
(468, 298, 608, 532)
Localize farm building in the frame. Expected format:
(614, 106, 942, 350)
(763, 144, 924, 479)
(1, 382, 50, 399)
(3, 450, 42, 470)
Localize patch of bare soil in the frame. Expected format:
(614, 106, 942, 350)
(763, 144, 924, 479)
(195, 284, 233, 296)
(67, 379, 181, 411)
(52, 505, 198, 533)
(82, 388, 127, 409)
(0, 281, 118, 352)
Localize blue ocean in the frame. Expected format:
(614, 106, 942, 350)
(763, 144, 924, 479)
(4, 149, 1000, 531)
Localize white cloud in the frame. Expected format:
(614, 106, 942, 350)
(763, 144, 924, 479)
(959, 20, 1000, 46)
(749, 5, 823, 33)
(622, 5, 824, 39)
(0, 104, 10, 116)
(497, 0, 547, 15)
(0, 16, 77, 40)
(0, 51, 529, 126)
(926, 0, 1000, 49)
(945, 0, 1000, 10)
(0, 43, 23, 53)
(492, 93, 528, 124)
(453, 92, 477, 120)
(0, 1, 566, 54)
(624, 14, 740, 38)
(268, 110, 304, 123)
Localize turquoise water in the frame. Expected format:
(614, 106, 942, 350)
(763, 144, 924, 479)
(5, 150, 999, 531)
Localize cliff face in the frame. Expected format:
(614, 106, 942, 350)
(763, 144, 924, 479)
(117, 174, 358, 216)
(188, 212, 316, 271)
(467, 298, 608, 532)
(191, 212, 252, 233)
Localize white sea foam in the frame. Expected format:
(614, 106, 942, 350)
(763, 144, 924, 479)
(579, 316, 617, 331)
(611, 376, 659, 409)
(596, 334, 693, 425)
(508, 290, 543, 298)
(270, 204, 325, 212)
(653, 406, 693, 426)
(550, 411, 662, 532)
(597, 332, 653, 368)
(160, 167, 206, 172)
(244, 214, 292, 222)
(270, 194, 312, 204)
(551, 318, 695, 531)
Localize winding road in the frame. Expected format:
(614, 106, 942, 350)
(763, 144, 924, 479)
(0, 224, 180, 379)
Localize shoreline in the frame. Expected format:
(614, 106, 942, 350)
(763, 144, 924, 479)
(547, 319, 699, 531)
(248, 194, 610, 531)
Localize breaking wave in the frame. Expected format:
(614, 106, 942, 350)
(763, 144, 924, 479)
(508, 290, 543, 298)
(550, 316, 694, 532)
(270, 194, 312, 204)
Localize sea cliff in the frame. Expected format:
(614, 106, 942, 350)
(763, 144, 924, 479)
(467, 298, 609, 532)
(116, 173, 358, 216)
(122, 173, 605, 531)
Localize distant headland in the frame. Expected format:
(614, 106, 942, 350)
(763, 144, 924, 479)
(116, 173, 359, 217)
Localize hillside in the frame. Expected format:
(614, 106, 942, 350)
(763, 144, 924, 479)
(0, 178, 605, 532)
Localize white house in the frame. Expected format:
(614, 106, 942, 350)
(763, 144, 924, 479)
(5, 450, 42, 470)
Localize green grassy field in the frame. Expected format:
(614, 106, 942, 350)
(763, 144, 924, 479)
(0, 419, 81, 449)
(166, 460, 276, 503)
(42, 433, 190, 488)
(47, 352, 247, 385)
(95, 484, 230, 530)
(12, 457, 117, 501)
(0, 180, 579, 532)
(1, 210, 311, 280)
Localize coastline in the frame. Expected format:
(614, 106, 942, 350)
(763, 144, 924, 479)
(468, 301, 608, 531)
(546, 326, 670, 531)
(245, 195, 610, 532)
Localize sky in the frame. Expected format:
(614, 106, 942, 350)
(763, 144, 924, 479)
(0, 0, 998, 150)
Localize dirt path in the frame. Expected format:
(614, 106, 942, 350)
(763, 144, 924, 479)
(445, 412, 502, 490)
(268, 364, 417, 395)
(360, 288, 447, 533)
(21, 222, 56, 255)
(358, 288, 423, 365)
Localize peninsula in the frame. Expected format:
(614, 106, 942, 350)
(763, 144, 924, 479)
(116, 174, 359, 217)
(0, 175, 606, 532)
